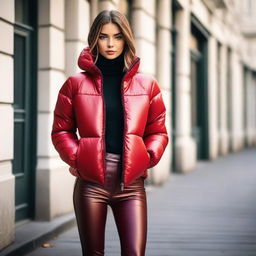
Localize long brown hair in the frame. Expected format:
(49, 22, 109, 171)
(87, 10, 136, 71)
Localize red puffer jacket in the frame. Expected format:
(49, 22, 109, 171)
(51, 47, 169, 189)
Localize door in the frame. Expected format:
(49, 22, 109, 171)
(190, 17, 209, 160)
(13, 0, 37, 222)
(190, 45, 203, 158)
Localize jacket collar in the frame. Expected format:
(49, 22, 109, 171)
(77, 47, 140, 84)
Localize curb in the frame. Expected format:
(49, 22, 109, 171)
(0, 213, 76, 256)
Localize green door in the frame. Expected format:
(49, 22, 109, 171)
(190, 16, 209, 160)
(13, 0, 37, 222)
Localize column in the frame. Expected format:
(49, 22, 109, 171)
(0, 0, 15, 250)
(250, 74, 256, 144)
(90, 0, 99, 22)
(36, 0, 74, 221)
(230, 50, 244, 151)
(244, 69, 250, 145)
(247, 71, 256, 145)
(131, 0, 156, 76)
(253, 74, 256, 144)
(151, 0, 172, 184)
(218, 44, 229, 155)
(208, 36, 218, 159)
(131, 0, 171, 184)
(175, 4, 197, 172)
(65, 0, 90, 76)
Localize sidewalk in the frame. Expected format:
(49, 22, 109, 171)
(3, 148, 256, 256)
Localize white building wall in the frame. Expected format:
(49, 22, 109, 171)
(230, 50, 244, 151)
(131, 0, 156, 76)
(65, 0, 90, 76)
(174, 1, 197, 172)
(152, 0, 172, 184)
(36, 0, 75, 221)
(245, 71, 256, 145)
(0, 0, 15, 250)
(208, 36, 218, 159)
(131, 0, 172, 184)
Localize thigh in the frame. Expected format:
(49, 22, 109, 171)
(73, 178, 108, 255)
(111, 178, 148, 256)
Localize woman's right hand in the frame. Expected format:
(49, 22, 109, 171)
(69, 166, 80, 177)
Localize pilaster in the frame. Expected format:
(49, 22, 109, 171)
(0, 0, 15, 250)
(36, 0, 74, 221)
(208, 36, 218, 159)
(174, 6, 197, 172)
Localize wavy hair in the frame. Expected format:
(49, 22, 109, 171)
(87, 10, 136, 71)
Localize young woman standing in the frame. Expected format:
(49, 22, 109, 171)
(51, 9, 168, 256)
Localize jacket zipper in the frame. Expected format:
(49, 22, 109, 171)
(94, 57, 140, 191)
(120, 58, 140, 191)
(94, 67, 107, 184)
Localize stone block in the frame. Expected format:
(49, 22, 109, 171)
(66, 41, 86, 76)
(38, 27, 65, 70)
(51, 0, 65, 29)
(39, 0, 64, 29)
(0, 0, 14, 23)
(35, 165, 75, 220)
(50, 166, 75, 218)
(65, 0, 90, 41)
(37, 112, 55, 157)
(132, 0, 155, 17)
(38, 70, 66, 112)
(0, 54, 13, 103)
(157, 0, 171, 28)
(132, 8, 155, 43)
(0, 105, 13, 161)
(136, 39, 156, 75)
(0, 162, 15, 250)
(175, 136, 197, 173)
(0, 21, 13, 55)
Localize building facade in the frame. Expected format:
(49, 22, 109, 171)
(0, 0, 256, 250)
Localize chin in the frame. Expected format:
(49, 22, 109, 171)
(105, 55, 115, 59)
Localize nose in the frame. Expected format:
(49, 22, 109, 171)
(107, 37, 114, 48)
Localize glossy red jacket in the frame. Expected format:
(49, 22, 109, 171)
(51, 47, 169, 188)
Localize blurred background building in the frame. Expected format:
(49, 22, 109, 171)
(0, 0, 256, 251)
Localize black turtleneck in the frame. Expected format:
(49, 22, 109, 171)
(96, 52, 126, 154)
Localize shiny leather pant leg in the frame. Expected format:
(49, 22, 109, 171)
(111, 178, 147, 256)
(73, 152, 147, 256)
(73, 179, 108, 256)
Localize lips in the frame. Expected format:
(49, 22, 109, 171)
(106, 51, 115, 54)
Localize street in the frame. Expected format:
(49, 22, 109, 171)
(26, 148, 256, 256)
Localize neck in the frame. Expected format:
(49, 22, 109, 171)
(96, 51, 125, 75)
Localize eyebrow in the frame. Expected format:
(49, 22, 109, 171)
(99, 32, 122, 36)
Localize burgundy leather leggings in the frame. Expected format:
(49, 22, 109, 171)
(73, 152, 147, 256)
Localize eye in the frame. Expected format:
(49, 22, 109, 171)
(99, 35, 107, 39)
(115, 35, 123, 40)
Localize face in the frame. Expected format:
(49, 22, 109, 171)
(97, 23, 125, 59)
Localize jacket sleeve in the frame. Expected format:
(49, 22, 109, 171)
(143, 79, 169, 169)
(51, 78, 79, 168)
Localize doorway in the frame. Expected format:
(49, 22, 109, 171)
(13, 0, 37, 222)
(190, 16, 209, 159)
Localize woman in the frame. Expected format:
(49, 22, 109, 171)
(51, 9, 168, 256)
